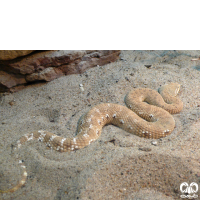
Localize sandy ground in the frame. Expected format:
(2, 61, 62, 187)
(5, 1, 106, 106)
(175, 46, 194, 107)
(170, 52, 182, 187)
(0, 50, 200, 200)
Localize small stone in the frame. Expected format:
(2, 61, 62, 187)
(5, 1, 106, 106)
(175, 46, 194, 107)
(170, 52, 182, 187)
(9, 100, 15, 106)
(79, 84, 84, 91)
(138, 147, 152, 152)
(125, 77, 130, 82)
(151, 141, 158, 146)
(144, 64, 152, 68)
(119, 188, 126, 193)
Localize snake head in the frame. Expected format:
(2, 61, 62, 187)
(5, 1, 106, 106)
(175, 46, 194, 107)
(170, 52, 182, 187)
(158, 82, 181, 97)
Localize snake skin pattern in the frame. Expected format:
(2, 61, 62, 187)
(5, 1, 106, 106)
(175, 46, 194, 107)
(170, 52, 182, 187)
(0, 83, 183, 193)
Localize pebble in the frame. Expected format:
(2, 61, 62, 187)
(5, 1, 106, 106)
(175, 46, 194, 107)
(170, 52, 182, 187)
(151, 141, 158, 146)
(144, 64, 152, 68)
(9, 100, 15, 106)
(138, 147, 152, 152)
(125, 77, 130, 82)
(79, 84, 84, 91)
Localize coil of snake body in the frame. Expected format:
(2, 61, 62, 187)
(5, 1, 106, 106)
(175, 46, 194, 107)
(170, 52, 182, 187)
(0, 83, 183, 193)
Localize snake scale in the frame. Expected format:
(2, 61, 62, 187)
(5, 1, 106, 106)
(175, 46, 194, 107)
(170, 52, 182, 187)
(0, 83, 183, 193)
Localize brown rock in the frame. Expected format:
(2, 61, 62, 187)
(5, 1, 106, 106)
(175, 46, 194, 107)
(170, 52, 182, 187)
(0, 71, 26, 92)
(0, 50, 35, 60)
(26, 67, 64, 82)
(0, 50, 120, 92)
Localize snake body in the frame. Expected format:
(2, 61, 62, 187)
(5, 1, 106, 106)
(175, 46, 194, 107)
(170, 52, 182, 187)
(0, 83, 183, 193)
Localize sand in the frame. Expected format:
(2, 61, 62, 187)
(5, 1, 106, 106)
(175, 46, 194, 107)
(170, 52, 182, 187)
(0, 50, 199, 200)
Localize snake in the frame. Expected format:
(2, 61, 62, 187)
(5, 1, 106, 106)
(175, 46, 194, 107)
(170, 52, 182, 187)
(0, 82, 183, 193)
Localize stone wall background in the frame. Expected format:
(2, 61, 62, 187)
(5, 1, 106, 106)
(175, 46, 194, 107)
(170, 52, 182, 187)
(0, 50, 120, 92)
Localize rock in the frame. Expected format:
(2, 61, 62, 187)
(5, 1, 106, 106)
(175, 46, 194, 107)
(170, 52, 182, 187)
(151, 141, 158, 146)
(0, 50, 35, 60)
(0, 50, 120, 92)
(0, 71, 26, 92)
(26, 67, 64, 82)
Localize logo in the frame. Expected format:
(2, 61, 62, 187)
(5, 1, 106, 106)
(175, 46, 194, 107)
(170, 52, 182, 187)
(180, 182, 198, 199)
